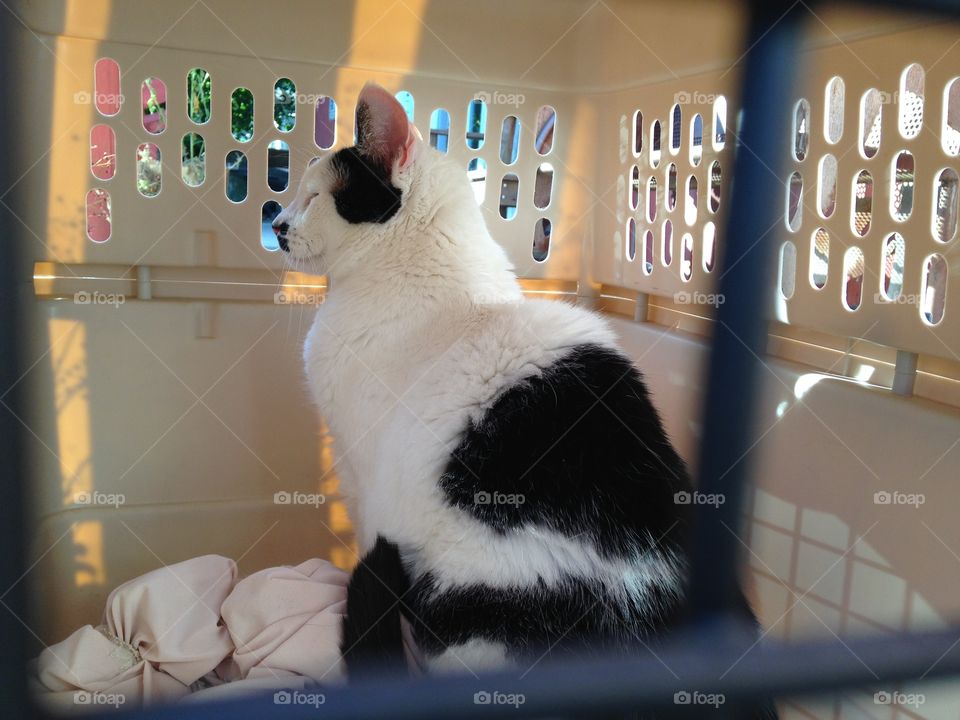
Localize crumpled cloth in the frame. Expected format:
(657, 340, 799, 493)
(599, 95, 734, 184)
(31, 554, 420, 710)
(215, 558, 349, 688)
(31, 555, 237, 711)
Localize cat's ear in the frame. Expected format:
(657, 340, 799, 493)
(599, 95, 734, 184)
(355, 83, 420, 173)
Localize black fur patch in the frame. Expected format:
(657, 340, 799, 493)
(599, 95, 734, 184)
(406, 572, 685, 664)
(330, 146, 402, 224)
(439, 343, 692, 559)
(341, 535, 410, 680)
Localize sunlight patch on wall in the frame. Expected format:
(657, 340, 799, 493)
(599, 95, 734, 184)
(48, 316, 104, 587)
(333, 0, 428, 150)
(72, 521, 106, 587)
(46, 0, 112, 263)
(317, 419, 356, 570)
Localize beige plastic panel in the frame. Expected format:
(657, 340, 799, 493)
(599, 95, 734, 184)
(22, 300, 359, 642)
(779, 26, 960, 363)
(610, 318, 960, 720)
(598, 23, 960, 363)
(595, 72, 740, 295)
(24, 37, 578, 278)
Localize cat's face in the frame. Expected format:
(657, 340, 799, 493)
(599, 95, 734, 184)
(272, 83, 422, 275)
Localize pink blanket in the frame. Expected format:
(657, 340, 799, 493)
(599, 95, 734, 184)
(30, 555, 408, 711)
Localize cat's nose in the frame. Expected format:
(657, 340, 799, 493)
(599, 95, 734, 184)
(272, 221, 290, 252)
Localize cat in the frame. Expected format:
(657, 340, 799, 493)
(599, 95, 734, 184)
(272, 83, 775, 716)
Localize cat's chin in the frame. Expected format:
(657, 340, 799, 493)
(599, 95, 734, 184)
(285, 250, 326, 274)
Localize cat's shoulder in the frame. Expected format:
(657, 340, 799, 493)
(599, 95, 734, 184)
(504, 297, 619, 353)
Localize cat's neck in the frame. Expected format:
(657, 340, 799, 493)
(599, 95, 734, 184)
(326, 212, 521, 326)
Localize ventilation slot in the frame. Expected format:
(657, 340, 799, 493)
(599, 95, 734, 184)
(141, 77, 167, 134)
(810, 228, 829, 290)
(899, 64, 925, 139)
(703, 222, 717, 273)
(535, 105, 556, 156)
(186, 67, 211, 124)
(666, 164, 677, 212)
(713, 96, 727, 151)
(500, 173, 518, 219)
(793, 99, 810, 161)
(136, 143, 161, 198)
(430, 109, 450, 152)
(534, 163, 553, 210)
(268, 140, 290, 193)
(651, 120, 662, 168)
(709, 162, 721, 213)
(818, 154, 838, 218)
(500, 116, 521, 165)
(181, 132, 205, 187)
(466, 98, 487, 150)
(921, 253, 948, 326)
(825, 76, 845, 144)
(90, 125, 116, 181)
(468, 158, 487, 204)
(533, 219, 551, 262)
(880, 233, 905, 301)
(842, 247, 865, 311)
(274, 78, 296, 132)
(933, 168, 959, 243)
(681, 233, 694, 282)
(231, 87, 254, 142)
(780, 241, 797, 299)
(647, 176, 658, 222)
(632, 110, 643, 157)
(395, 91, 414, 122)
(643, 230, 654, 275)
(94, 58, 121, 116)
(315, 97, 337, 150)
(261, 201, 282, 251)
(786, 171, 803, 231)
(891, 151, 914, 222)
(662, 219, 673, 266)
(685, 176, 698, 226)
(852, 170, 873, 237)
(690, 114, 703, 166)
(860, 89, 882, 159)
(226, 150, 248, 203)
(85, 189, 111, 243)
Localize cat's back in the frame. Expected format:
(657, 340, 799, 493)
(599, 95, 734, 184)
(426, 298, 621, 416)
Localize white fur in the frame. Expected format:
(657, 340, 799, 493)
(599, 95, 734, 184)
(276, 93, 680, 663)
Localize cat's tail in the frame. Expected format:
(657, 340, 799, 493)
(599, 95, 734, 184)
(341, 535, 411, 681)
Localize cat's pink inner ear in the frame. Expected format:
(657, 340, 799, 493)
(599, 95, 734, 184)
(356, 83, 413, 169)
(398, 122, 421, 171)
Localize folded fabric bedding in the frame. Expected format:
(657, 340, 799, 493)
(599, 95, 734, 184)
(29, 554, 402, 711)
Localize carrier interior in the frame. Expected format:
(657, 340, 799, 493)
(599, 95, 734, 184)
(11, 1, 960, 717)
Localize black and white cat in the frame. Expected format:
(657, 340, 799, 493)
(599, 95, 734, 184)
(273, 83, 768, 703)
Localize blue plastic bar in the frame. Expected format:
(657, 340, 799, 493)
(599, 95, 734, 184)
(0, 6, 30, 720)
(687, 0, 808, 622)
(102, 626, 960, 720)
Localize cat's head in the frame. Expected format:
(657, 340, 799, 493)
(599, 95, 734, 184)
(272, 82, 438, 275)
